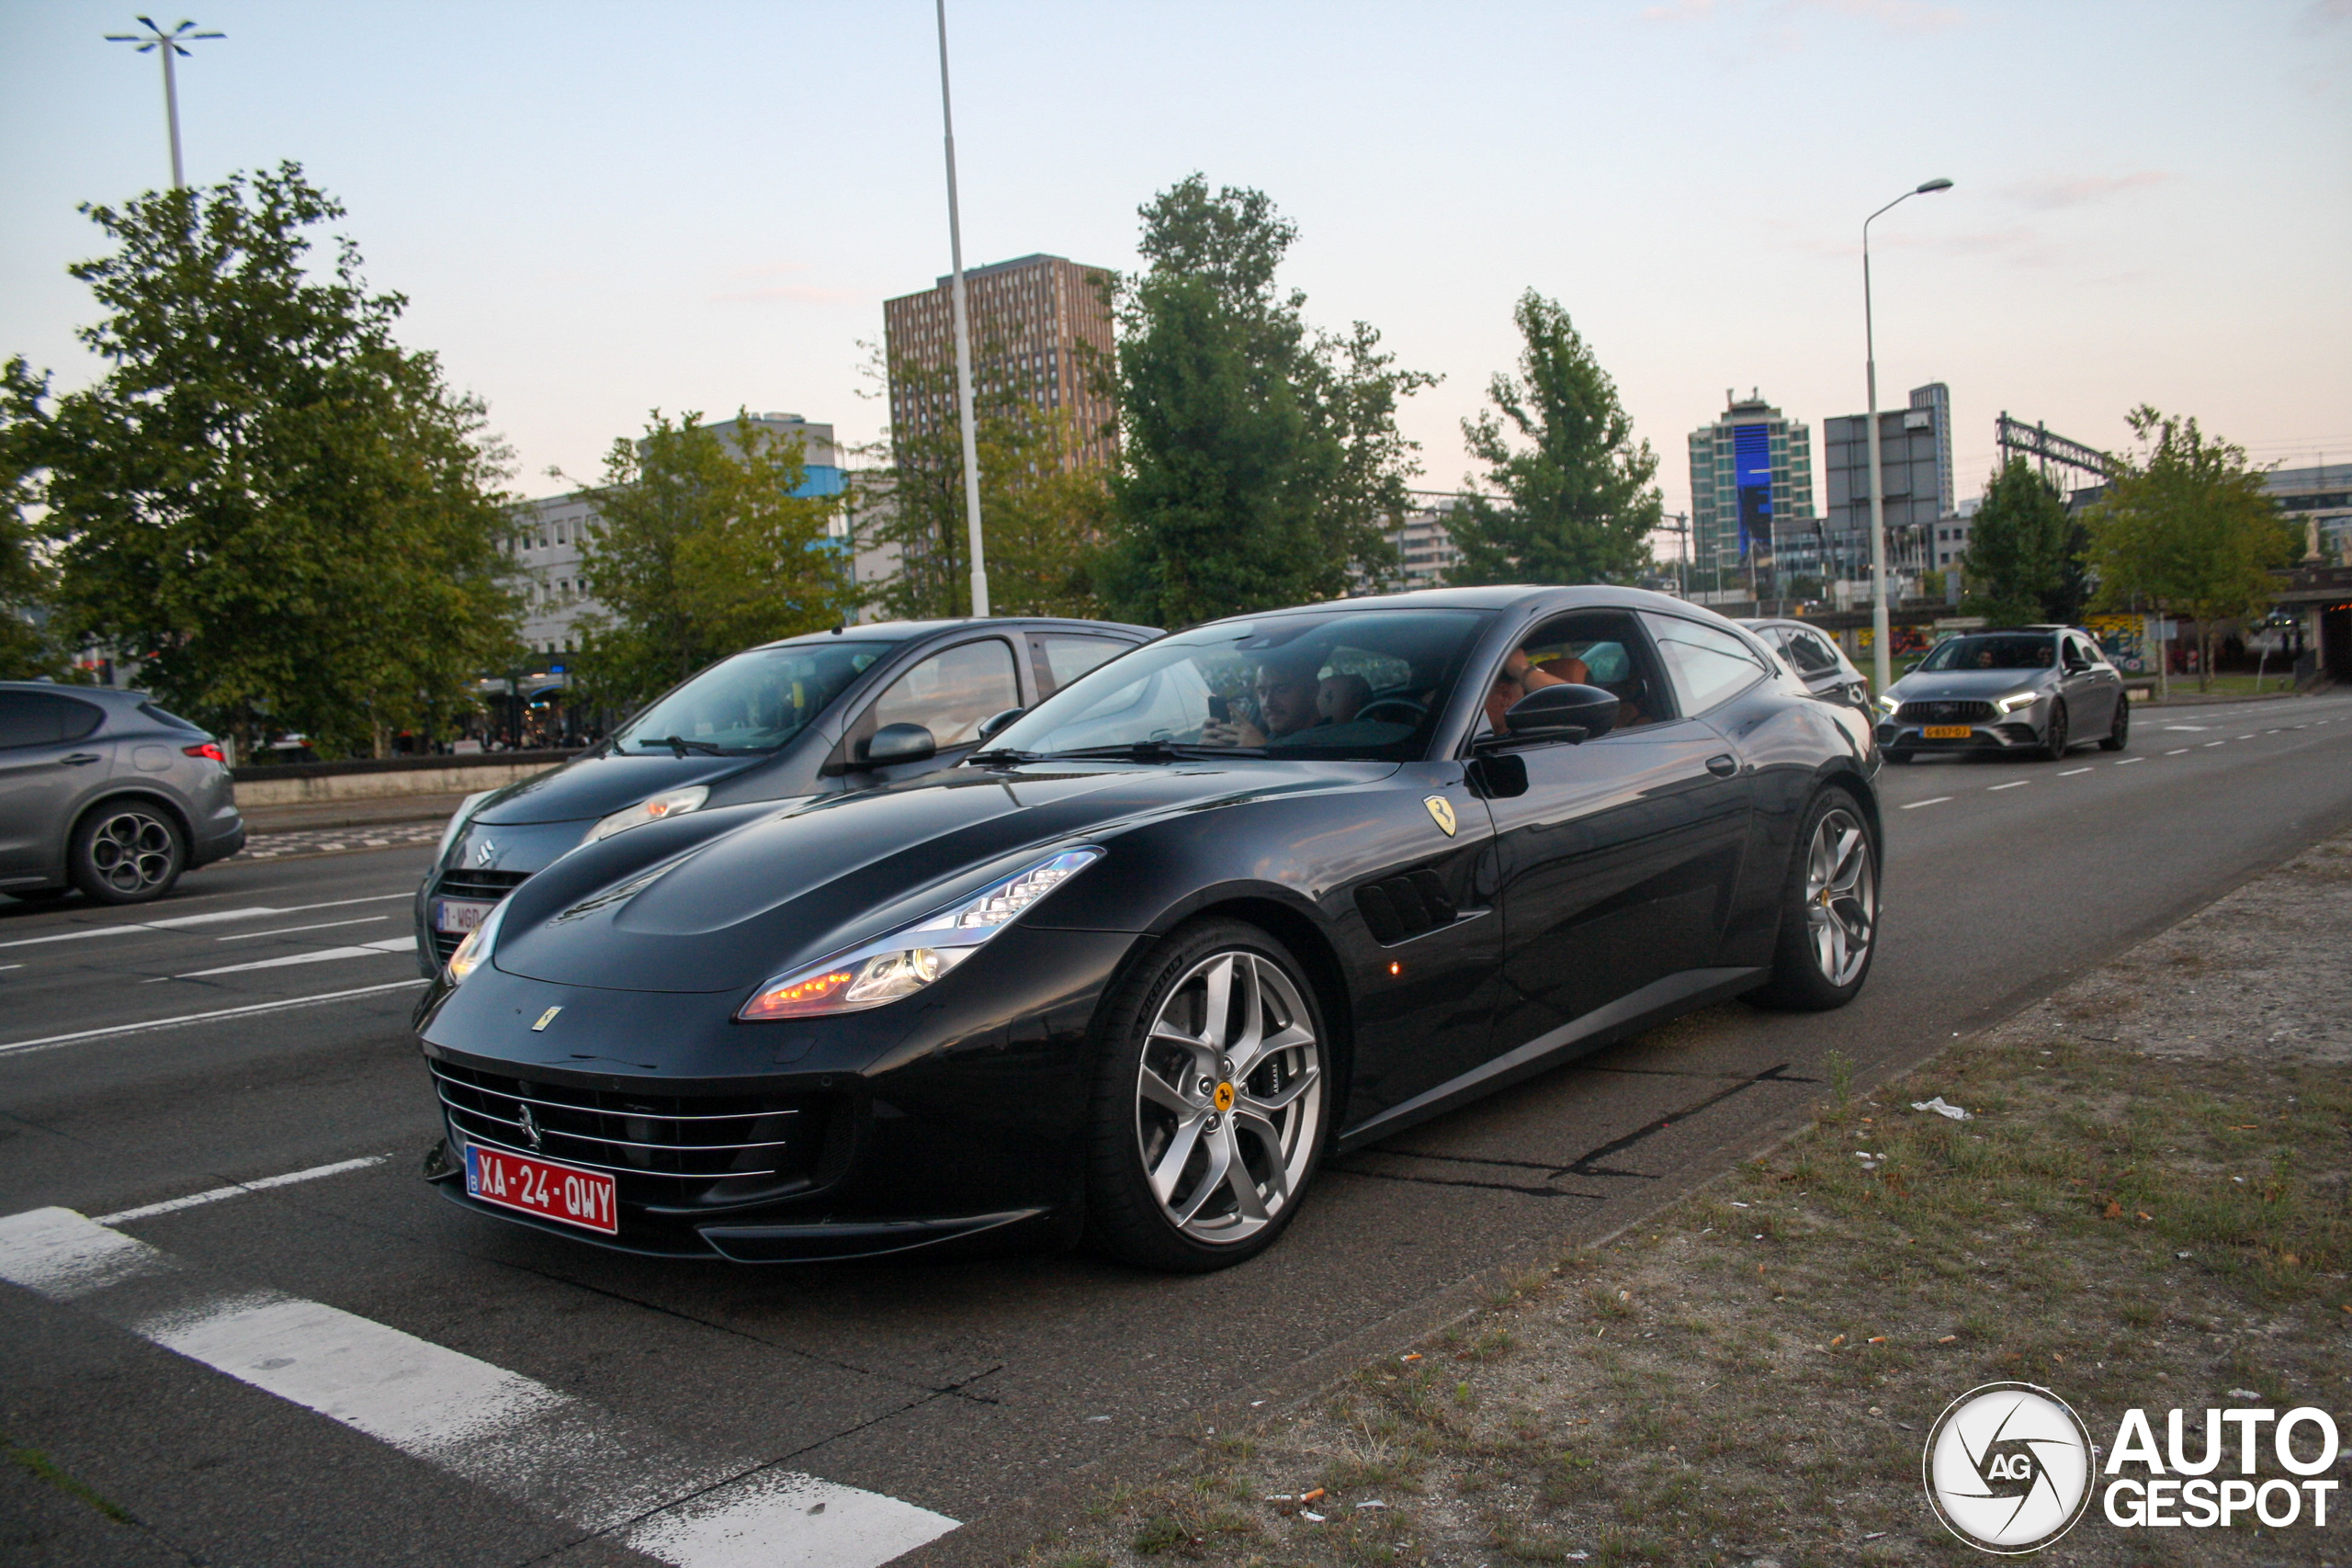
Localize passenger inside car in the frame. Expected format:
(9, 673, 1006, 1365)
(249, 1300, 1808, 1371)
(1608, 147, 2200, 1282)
(1485, 613, 1668, 733)
(1317, 672, 1371, 726)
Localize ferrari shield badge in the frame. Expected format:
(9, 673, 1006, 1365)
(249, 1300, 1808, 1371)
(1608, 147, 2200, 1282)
(1423, 795, 1457, 837)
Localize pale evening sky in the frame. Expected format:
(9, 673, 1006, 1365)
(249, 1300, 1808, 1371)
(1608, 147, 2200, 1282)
(4, 0, 2347, 547)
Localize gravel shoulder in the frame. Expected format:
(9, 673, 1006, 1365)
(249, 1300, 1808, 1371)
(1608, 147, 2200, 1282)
(1027, 829, 2352, 1568)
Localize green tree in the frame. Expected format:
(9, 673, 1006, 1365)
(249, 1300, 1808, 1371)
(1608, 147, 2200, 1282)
(9, 164, 518, 755)
(1445, 291, 1658, 588)
(1103, 175, 1429, 626)
(2086, 406, 2295, 692)
(0, 358, 74, 680)
(854, 344, 1109, 622)
(1960, 457, 2088, 626)
(568, 410, 859, 710)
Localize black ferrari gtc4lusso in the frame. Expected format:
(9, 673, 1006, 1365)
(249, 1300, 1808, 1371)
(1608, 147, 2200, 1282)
(413, 586, 1883, 1271)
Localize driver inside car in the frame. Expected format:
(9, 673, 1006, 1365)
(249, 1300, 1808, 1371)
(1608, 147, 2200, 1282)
(1203, 650, 1326, 747)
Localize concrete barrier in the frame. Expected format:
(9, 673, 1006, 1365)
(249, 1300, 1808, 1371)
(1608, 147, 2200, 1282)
(232, 750, 582, 807)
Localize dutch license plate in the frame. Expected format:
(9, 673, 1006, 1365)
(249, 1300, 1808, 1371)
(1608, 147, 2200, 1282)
(1922, 725, 1973, 739)
(435, 897, 497, 934)
(464, 1144, 617, 1235)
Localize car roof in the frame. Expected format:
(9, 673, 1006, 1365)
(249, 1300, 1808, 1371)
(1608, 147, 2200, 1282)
(0, 681, 141, 703)
(753, 616, 1160, 650)
(1281, 584, 1713, 617)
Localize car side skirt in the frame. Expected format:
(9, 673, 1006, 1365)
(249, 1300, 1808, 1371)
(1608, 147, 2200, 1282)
(1335, 964, 1765, 1154)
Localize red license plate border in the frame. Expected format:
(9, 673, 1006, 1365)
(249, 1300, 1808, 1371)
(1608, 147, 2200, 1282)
(463, 1143, 618, 1235)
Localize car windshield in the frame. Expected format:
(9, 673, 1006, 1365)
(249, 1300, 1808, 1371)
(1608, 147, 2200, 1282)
(612, 641, 893, 754)
(1917, 635, 2058, 673)
(988, 608, 1493, 762)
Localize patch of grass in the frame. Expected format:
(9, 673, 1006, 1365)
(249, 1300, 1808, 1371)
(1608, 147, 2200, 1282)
(3, 1434, 138, 1526)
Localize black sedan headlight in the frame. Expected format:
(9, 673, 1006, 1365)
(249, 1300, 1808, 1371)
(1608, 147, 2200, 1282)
(738, 848, 1102, 1021)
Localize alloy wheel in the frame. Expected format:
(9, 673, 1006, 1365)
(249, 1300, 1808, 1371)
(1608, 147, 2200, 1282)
(85, 808, 178, 896)
(1134, 950, 1324, 1246)
(1804, 807, 1875, 987)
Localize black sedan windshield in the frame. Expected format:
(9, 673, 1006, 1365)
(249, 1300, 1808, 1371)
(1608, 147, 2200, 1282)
(613, 641, 893, 754)
(990, 608, 1492, 762)
(1917, 635, 2057, 673)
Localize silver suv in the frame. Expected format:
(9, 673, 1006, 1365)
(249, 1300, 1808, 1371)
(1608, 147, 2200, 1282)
(0, 682, 245, 905)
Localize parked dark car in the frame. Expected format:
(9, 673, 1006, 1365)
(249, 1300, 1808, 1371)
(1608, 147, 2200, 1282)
(413, 587, 1881, 1270)
(414, 618, 1158, 972)
(1875, 626, 2128, 761)
(1740, 616, 1870, 707)
(0, 682, 245, 905)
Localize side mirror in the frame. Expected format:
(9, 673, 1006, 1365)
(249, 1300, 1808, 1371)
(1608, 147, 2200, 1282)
(976, 706, 1025, 740)
(857, 723, 936, 768)
(1495, 682, 1621, 744)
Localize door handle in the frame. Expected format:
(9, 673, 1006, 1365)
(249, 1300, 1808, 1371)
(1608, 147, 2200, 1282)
(1705, 753, 1738, 778)
(61, 753, 103, 765)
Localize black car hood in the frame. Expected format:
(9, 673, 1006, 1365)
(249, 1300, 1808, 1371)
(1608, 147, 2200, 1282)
(469, 749, 772, 826)
(493, 759, 1391, 995)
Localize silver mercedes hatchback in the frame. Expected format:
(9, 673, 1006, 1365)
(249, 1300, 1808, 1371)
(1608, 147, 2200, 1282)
(0, 682, 245, 905)
(1874, 627, 2130, 762)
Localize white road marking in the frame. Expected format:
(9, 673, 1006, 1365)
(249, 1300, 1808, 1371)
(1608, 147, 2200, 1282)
(0, 978, 427, 1058)
(0, 894, 411, 950)
(2165, 748, 2189, 755)
(0, 1208, 958, 1567)
(1901, 796, 1953, 810)
(2058, 767, 2092, 776)
(2162, 725, 2210, 731)
(1988, 781, 2028, 791)
(2116, 757, 2144, 765)
(2237, 734, 2255, 740)
(95, 1156, 390, 1224)
(217, 915, 390, 942)
(2203, 740, 2225, 748)
(160, 935, 416, 980)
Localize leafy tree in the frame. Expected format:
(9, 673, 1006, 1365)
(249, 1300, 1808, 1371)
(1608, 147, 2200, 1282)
(1960, 457, 2088, 626)
(9, 164, 519, 756)
(854, 344, 1109, 622)
(2086, 406, 2295, 692)
(1445, 291, 1658, 587)
(0, 359, 74, 681)
(568, 410, 859, 710)
(1103, 175, 1429, 626)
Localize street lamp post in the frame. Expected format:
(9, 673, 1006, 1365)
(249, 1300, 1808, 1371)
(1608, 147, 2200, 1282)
(1861, 176, 1952, 694)
(105, 17, 223, 191)
(933, 0, 989, 617)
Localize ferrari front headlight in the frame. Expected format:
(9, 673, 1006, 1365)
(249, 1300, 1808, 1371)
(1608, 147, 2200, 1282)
(584, 784, 708, 844)
(739, 848, 1102, 1021)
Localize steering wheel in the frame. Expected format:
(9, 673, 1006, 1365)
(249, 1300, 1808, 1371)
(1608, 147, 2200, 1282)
(1356, 697, 1426, 727)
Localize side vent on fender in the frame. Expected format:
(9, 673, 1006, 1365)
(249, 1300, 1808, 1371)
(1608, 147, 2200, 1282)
(1356, 869, 1459, 945)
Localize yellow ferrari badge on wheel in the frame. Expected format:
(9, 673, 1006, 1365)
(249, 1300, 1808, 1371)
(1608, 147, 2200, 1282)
(1423, 795, 1457, 837)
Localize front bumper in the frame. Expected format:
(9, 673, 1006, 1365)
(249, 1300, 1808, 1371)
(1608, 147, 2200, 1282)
(412, 922, 1134, 1260)
(1875, 717, 2043, 752)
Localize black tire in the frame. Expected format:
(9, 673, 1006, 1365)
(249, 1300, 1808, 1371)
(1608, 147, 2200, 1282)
(2039, 699, 2071, 761)
(2098, 694, 2130, 751)
(1746, 789, 1878, 1012)
(69, 801, 187, 906)
(1084, 918, 1332, 1272)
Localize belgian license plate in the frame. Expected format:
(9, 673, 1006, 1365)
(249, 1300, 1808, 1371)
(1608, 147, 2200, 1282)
(435, 897, 497, 934)
(464, 1144, 616, 1235)
(1922, 725, 1973, 739)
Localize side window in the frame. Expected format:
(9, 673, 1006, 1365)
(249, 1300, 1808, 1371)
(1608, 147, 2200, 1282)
(863, 639, 1020, 750)
(1784, 628, 1840, 677)
(1031, 634, 1128, 699)
(1641, 614, 1769, 716)
(58, 699, 103, 740)
(1494, 611, 1672, 732)
(0, 693, 99, 749)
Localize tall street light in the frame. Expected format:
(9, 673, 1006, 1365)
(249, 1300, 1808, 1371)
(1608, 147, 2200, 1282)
(106, 17, 223, 191)
(933, 0, 989, 617)
(1861, 175, 1952, 694)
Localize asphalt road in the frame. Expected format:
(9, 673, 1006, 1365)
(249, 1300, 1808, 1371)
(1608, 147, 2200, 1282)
(6, 693, 2352, 1568)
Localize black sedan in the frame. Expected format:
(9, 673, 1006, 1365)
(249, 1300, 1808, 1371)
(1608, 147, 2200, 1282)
(413, 587, 1882, 1271)
(415, 617, 1155, 972)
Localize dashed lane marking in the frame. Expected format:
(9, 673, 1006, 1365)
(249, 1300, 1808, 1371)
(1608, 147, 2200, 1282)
(216, 915, 391, 943)
(0, 894, 411, 950)
(1988, 781, 2029, 791)
(2237, 734, 2255, 739)
(2204, 740, 2226, 748)
(152, 935, 416, 982)
(2058, 767, 2092, 776)
(0, 1208, 958, 1568)
(2116, 757, 2144, 765)
(0, 979, 427, 1058)
(1900, 796, 1953, 810)
(2165, 749, 2190, 755)
(95, 1156, 390, 1224)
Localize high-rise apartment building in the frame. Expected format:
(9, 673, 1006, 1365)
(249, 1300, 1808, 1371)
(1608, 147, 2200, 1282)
(1820, 382, 1953, 578)
(882, 254, 1118, 471)
(1687, 391, 1814, 575)
(1384, 497, 1466, 590)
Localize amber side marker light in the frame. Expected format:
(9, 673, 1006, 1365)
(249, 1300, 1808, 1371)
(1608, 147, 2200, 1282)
(741, 969, 857, 1021)
(1387, 961, 1402, 976)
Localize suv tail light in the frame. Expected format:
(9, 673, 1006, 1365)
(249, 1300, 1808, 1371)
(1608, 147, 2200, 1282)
(183, 742, 226, 763)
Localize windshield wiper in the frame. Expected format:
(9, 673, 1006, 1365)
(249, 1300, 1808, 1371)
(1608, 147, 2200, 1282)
(965, 747, 1042, 765)
(635, 734, 724, 757)
(1038, 741, 1266, 763)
